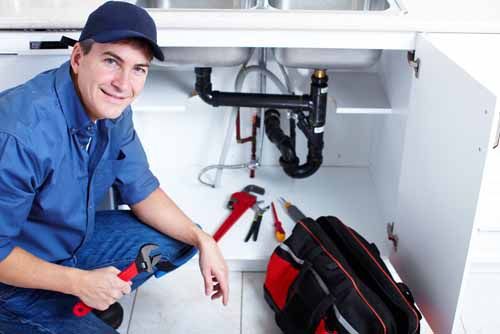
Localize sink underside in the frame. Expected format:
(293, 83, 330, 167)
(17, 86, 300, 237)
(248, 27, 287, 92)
(155, 47, 382, 69)
(273, 48, 382, 69)
(156, 47, 253, 67)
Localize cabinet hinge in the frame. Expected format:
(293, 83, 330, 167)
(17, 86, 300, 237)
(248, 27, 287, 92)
(493, 111, 500, 149)
(407, 51, 420, 79)
(387, 222, 399, 252)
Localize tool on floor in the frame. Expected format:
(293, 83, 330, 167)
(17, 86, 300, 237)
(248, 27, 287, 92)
(278, 197, 306, 223)
(244, 203, 270, 242)
(271, 202, 286, 242)
(213, 184, 265, 242)
(73, 243, 161, 317)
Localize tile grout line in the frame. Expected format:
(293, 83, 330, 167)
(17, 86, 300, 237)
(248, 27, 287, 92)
(240, 271, 245, 334)
(126, 288, 139, 334)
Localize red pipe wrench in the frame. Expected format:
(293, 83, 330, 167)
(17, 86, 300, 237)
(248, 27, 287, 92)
(73, 243, 161, 317)
(213, 185, 265, 242)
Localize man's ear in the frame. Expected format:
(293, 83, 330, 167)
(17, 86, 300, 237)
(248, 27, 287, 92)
(70, 43, 83, 75)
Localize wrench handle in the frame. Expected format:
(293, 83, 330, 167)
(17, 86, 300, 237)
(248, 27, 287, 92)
(73, 262, 139, 317)
(73, 301, 93, 317)
(213, 203, 252, 242)
(118, 262, 139, 282)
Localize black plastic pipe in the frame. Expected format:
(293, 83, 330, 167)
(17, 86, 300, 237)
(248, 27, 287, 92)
(265, 109, 323, 179)
(195, 68, 311, 110)
(264, 109, 298, 165)
(200, 91, 312, 110)
(194, 67, 328, 179)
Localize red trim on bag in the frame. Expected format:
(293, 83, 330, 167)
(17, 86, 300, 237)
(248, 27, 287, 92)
(315, 318, 338, 334)
(264, 253, 300, 310)
(342, 223, 420, 334)
(298, 221, 387, 334)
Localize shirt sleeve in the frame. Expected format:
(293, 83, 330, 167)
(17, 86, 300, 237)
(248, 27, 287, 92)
(0, 133, 39, 261)
(113, 111, 160, 205)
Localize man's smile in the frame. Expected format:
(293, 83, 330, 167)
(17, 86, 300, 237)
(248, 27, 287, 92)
(100, 88, 129, 100)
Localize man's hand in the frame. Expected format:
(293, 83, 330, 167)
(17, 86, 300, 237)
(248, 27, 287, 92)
(197, 233, 229, 306)
(72, 267, 132, 311)
(130, 188, 229, 305)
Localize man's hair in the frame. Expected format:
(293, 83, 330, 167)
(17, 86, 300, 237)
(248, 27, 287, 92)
(79, 38, 154, 61)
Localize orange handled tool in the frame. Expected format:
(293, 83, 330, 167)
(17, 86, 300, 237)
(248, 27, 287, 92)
(271, 202, 286, 242)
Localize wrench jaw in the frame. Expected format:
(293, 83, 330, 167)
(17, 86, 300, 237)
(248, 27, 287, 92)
(227, 184, 264, 210)
(242, 184, 265, 196)
(135, 243, 160, 273)
(149, 255, 162, 273)
(73, 243, 161, 318)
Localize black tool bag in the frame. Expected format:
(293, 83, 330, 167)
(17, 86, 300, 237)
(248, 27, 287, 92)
(264, 216, 422, 334)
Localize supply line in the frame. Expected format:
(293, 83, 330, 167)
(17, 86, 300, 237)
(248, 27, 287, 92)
(198, 50, 292, 188)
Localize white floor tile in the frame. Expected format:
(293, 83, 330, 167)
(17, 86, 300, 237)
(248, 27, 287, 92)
(129, 266, 242, 334)
(117, 290, 136, 334)
(241, 272, 281, 334)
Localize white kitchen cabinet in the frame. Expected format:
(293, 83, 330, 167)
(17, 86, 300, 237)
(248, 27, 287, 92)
(390, 34, 497, 333)
(1, 29, 499, 333)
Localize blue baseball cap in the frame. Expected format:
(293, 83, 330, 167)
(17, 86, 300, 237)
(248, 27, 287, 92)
(63, 1, 164, 61)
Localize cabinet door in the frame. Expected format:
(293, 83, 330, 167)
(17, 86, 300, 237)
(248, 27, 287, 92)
(0, 55, 67, 91)
(393, 33, 497, 333)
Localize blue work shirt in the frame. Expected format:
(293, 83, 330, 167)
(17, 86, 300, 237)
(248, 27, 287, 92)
(0, 61, 159, 265)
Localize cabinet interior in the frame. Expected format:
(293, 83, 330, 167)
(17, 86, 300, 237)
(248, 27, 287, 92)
(0, 50, 413, 263)
(1, 44, 494, 333)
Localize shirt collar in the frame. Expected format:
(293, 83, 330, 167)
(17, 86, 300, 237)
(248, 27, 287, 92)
(54, 61, 124, 132)
(55, 61, 93, 133)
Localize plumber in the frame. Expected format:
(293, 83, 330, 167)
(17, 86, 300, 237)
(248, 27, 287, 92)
(0, 1, 228, 333)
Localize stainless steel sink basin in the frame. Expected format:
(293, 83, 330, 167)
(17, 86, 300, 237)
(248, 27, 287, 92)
(268, 0, 390, 11)
(273, 48, 382, 69)
(137, 0, 257, 66)
(269, 0, 401, 69)
(155, 47, 253, 67)
(136, 0, 258, 9)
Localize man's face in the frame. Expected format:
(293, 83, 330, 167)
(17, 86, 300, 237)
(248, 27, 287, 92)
(70, 41, 150, 121)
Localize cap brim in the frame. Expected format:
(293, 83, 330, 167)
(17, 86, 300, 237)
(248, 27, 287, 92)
(80, 30, 164, 61)
(61, 36, 77, 47)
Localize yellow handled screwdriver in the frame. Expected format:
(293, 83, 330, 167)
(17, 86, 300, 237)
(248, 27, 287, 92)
(271, 202, 286, 242)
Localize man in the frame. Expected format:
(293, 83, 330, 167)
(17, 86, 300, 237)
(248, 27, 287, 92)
(0, 1, 228, 333)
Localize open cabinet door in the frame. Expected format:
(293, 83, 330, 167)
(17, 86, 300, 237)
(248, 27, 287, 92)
(393, 34, 497, 333)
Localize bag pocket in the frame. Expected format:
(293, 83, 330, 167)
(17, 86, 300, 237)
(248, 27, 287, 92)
(264, 245, 337, 334)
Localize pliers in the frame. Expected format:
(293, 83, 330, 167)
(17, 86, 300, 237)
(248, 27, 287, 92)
(244, 203, 270, 242)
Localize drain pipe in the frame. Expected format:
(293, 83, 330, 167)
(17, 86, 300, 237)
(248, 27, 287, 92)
(195, 67, 329, 179)
(195, 67, 311, 110)
(264, 70, 328, 178)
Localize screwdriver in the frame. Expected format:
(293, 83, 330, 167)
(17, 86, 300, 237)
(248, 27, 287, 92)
(271, 202, 286, 242)
(278, 197, 306, 223)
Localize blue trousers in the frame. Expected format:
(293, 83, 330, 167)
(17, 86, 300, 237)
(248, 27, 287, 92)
(0, 210, 198, 334)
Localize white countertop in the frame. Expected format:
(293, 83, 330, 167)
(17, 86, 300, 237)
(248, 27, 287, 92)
(1, 0, 500, 35)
